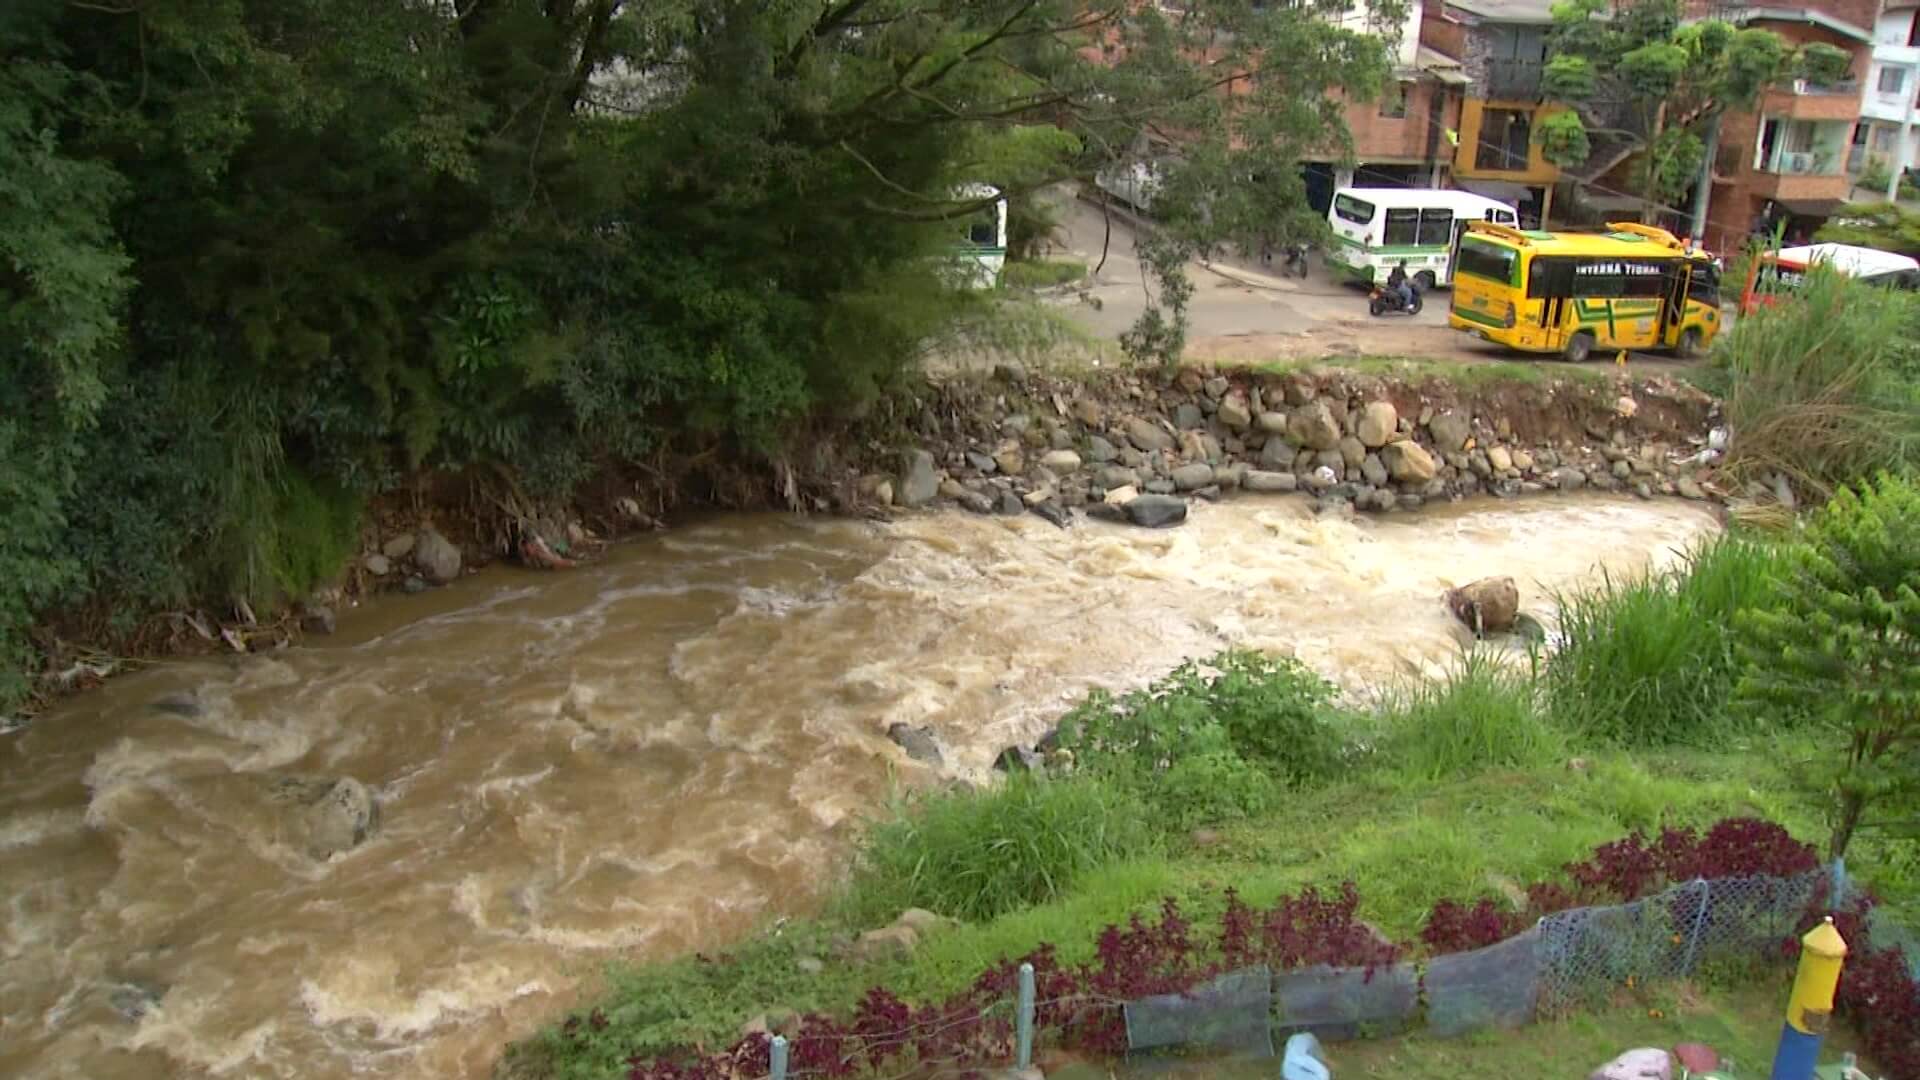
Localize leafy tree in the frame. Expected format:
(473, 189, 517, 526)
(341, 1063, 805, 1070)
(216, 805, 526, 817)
(1538, 0, 1850, 222)
(1737, 474, 1920, 859)
(0, 0, 1398, 712)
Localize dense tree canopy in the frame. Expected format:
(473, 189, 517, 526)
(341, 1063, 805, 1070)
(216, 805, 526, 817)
(0, 0, 1400, 711)
(1537, 0, 1851, 216)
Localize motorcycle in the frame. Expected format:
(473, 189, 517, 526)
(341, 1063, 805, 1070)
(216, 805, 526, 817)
(1368, 281, 1423, 317)
(1281, 243, 1311, 279)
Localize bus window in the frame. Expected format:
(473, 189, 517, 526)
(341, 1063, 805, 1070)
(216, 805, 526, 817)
(1416, 209, 1454, 246)
(1333, 194, 1374, 225)
(1455, 237, 1517, 285)
(1526, 257, 1574, 298)
(967, 215, 997, 246)
(1384, 207, 1419, 245)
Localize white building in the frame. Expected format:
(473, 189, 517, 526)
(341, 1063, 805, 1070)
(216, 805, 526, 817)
(1856, 1, 1920, 187)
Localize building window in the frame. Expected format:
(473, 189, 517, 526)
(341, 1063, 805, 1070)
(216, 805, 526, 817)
(1474, 108, 1532, 171)
(1379, 82, 1408, 119)
(1881, 66, 1907, 95)
(1875, 124, 1897, 152)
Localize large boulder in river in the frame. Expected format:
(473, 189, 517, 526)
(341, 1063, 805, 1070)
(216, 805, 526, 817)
(414, 527, 463, 583)
(1447, 577, 1520, 635)
(274, 777, 381, 860)
(886, 722, 944, 765)
(1125, 494, 1188, 528)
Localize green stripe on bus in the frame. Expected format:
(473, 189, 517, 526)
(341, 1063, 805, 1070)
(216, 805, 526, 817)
(1452, 306, 1506, 328)
(1330, 235, 1448, 256)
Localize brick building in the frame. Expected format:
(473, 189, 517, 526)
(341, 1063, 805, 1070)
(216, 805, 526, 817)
(1692, 4, 1876, 253)
(1415, 0, 1566, 226)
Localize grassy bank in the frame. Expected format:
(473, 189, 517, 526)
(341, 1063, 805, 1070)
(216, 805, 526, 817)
(509, 481, 1920, 1079)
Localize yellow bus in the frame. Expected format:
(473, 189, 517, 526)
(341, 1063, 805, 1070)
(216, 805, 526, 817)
(1447, 221, 1724, 362)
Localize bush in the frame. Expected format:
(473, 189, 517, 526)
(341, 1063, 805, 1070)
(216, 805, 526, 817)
(1714, 268, 1920, 499)
(1378, 650, 1564, 779)
(842, 773, 1155, 925)
(1545, 536, 1787, 746)
(1738, 473, 1920, 859)
(1059, 650, 1345, 788)
(1002, 259, 1087, 290)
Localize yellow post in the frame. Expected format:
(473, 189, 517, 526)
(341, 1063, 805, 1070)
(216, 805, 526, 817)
(1770, 916, 1848, 1080)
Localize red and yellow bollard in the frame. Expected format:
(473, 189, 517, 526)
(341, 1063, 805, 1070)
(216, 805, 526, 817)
(1770, 916, 1848, 1080)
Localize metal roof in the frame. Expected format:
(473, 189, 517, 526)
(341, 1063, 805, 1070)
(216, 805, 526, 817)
(1445, 0, 1559, 25)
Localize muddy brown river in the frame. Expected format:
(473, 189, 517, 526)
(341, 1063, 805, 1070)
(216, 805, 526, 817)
(0, 495, 1718, 1079)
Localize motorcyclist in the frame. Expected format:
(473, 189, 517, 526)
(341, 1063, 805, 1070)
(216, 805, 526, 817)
(1385, 260, 1414, 310)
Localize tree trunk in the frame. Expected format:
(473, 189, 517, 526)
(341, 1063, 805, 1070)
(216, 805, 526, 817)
(1830, 789, 1865, 861)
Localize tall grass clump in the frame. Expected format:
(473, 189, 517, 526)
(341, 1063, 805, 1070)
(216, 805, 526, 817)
(1379, 650, 1563, 779)
(1715, 267, 1920, 500)
(1545, 536, 1787, 746)
(842, 773, 1154, 925)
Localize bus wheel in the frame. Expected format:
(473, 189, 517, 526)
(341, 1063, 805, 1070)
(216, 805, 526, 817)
(1562, 332, 1595, 364)
(1676, 327, 1703, 359)
(1415, 270, 1437, 292)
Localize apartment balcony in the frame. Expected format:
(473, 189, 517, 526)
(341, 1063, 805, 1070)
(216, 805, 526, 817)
(1751, 150, 1852, 203)
(1481, 58, 1543, 102)
(1759, 81, 1865, 122)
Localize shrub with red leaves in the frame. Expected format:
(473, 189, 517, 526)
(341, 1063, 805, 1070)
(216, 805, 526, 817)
(1562, 818, 1819, 903)
(1421, 898, 1526, 953)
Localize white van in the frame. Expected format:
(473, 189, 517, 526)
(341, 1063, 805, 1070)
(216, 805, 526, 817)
(1326, 187, 1520, 288)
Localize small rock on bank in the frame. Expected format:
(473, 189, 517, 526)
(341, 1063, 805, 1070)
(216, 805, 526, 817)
(897, 449, 939, 508)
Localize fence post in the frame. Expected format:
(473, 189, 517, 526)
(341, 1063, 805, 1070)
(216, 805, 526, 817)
(1681, 878, 1711, 975)
(770, 1035, 788, 1080)
(1016, 962, 1036, 1070)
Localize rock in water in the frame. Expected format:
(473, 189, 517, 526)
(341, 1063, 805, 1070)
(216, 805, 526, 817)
(1030, 501, 1071, 529)
(1125, 494, 1188, 528)
(414, 527, 463, 583)
(303, 778, 380, 860)
(897, 449, 939, 508)
(1447, 577, 1520, 636)
(1381, 440, 1437, 484)
(1356, 401, 1399, 447)
(886, 722, 944, 765)
(996, 489, 1025, 516)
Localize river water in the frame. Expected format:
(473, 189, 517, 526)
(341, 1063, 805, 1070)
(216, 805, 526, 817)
(0, 495, 1717, 1079)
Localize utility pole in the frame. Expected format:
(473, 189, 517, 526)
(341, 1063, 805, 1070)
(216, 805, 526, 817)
(1889, 59, 1919, 203)
(1688, 110, 1723, 246)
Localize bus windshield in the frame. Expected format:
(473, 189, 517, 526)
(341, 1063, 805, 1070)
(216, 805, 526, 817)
(1333, 194, 1374, 225)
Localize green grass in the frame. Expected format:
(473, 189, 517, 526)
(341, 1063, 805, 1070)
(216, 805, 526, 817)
(1098, 978, 1870, 1080)
(1002, 258, 1088, 290)
(1375, 649, 1564, 780)
(1251, 354, 1609, 389)
(839, 772, 1157, 926)
(1544, 535, 1789, 747)
(1713, 268, 1920, 500)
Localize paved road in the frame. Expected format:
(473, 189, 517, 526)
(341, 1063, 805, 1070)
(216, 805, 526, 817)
(1039, 192, 1702, 374)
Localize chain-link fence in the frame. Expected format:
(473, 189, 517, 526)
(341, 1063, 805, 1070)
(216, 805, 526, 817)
(703, 865, 1920, 1080)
